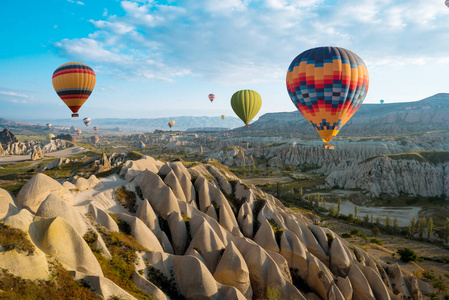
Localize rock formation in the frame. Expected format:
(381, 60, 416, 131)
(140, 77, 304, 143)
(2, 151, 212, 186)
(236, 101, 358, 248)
(0, 128, 18, 145)
(30, 146, 43, 161)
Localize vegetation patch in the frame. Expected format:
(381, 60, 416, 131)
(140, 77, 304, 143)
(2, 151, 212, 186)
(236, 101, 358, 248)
(0, 221, 35, 255)
(114, 186, 137, 213)
(397, 248, 417, 263)
(146, 267, 185, 300)
(252, 199, 266, 236)
(268, 219, 284, 246)
(0, 264, 101, 300)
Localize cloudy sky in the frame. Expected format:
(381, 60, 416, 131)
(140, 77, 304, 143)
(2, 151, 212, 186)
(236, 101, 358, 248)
(1, 0, 449, 121)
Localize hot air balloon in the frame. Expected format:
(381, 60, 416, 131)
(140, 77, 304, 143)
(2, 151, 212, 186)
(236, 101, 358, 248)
(52, 62, 96, 117)
(46, 134, 55, 141)
(221, 115, 226, 119)
(230, 90, 262, 128)
(72, 137, 77, 142)
(46, 123, 52, 129)
(446, 0, 449, 7)
(168, 120, 175, 129)
(286, 47, 369, 149)
(91, 135, 99, 146)
(75, 129, 82, 136)
(83, 118, 91, 126)
(93, 126, 98, 131)
(209, 94, 215, 103)
(380, 99, 384, 104)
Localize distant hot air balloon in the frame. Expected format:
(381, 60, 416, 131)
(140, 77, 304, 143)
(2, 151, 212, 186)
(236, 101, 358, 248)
(221, 115, 226, 119)
(52, 62, 96, 117)
(230, 90, 262, 128)
(46, 123, 52, 129)
(91, 135, 99, 145)
(72, 137, 77, 142)
(286, 47, 369, 149)
(380, 99, 384, 104)
(83, 118, 91, 126)
(138, 140, 145, 149)
(93, 126, 98, 131)
(168, 120, 175, 129)
(446, 0, 449, 7)
(75, 129, 82, 136)
(46, 134, 55, 141)
(208, 94, 215, 103)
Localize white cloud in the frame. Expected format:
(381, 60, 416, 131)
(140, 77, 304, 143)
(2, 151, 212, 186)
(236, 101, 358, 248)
(76, 1, 85, 5)
(0, 91, 30, 98)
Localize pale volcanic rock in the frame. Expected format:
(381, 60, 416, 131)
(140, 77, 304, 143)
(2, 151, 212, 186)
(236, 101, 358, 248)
(213, 242, 252, 298)
(115, 213, 163, 253)
(347, 263, 375, 300)
(0, 142, 5, 156)
(206, 205, 218, 221)
(83, 275, 138, 300)
(237, 202, 253, 238)
(0, 188, 18, 220)
(30, 145, 43, 161)
(164, 170, 187, 202)
(194, 176, 213, 212)
(280, 229, 308, 280)
(409, 276, 423, 300)
(136, 199, 160, 234)
(16, 173, 72, 213)
(291, 220, 329, 265)
(306, 254, 335, 300)
(97, 152, 112, 173)
(0, 247, 50, 280)
(186, 221, 225, 274)
(189, 213, 230, 247)
(359, 265, 390, 300)
(134, 170, 180, 218)
(166, 161, 195, 203)
(206, 164, 233, 194)
(219, 201, 239, 233)
(389, 263, 411, 297)
(132, 271, 168, 300)
(120, 155, 161, 180)
(62, 181, 77, 190)
(36, 194, 89, 235)
(156, 231, 174, 254)
(167, 211, 188, 255)
(329, 237, 352, 277)
(29, 217, 103, 276)
(72, 175, 100, 191)
(266, 250, 292, 283)
(308, 224, 329, 254)
(36, 157, 70, 172)
(335, 276, 353, 300)
(254, 218, 280, 253)
(4, 208, 34, 232)
(87, 204, 119, 232)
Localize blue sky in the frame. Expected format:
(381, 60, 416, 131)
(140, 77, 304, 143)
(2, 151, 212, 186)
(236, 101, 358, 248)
(1, 0, 449, 121)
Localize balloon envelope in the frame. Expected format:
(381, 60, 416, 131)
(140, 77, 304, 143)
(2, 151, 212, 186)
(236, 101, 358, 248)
(91, 135, 99, 145)
(446, 0, 449, 7)
(221, 115, 225, 119)
(380, 99, 384, 104)
(230, 90, 262, 127)
(209, 94, 215, 102)
(72, 137, 77, 142)
(46, 134, 55, 141)
(93, 126, 98, 131)
(46, 123, 52, 129)
(75, 129, 82, 136)
(168, 120, 175, 128)
(52, 62, 96, 117)
(286, 46, 369, 144)
(83, 118, 91, 126)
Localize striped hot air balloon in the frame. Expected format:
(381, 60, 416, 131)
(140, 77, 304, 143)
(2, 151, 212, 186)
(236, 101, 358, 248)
(208, 94, 215, 102)
(230, 90, 262, 128)
(52, 62, 96, 117)
(286, 47, 369, 148)
(83, 117, 91, 126)
(46, 123, 52, 129)
(446, 0, 449, 7)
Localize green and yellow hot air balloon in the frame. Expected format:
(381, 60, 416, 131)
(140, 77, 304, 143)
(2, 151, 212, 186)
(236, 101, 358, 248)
(230, 90, 262, 128)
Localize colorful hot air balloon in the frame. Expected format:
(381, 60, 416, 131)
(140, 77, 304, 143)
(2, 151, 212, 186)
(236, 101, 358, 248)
(91, 135, 99, 145)
(446, 0, 449, 7)
(52, 62, 96, 117)
(46, 123, 52, 129)
(221, 115, 226, 119)
(72, 137, 77, 142)
(75, 129, 82, 136)
(93, 126, 98, 131)
(208, 94, 215, 103)
(286, 47, 369, 148)
(168, 120, 175, 129)
(380, 99, 384, 104)
(83, 118, 91, 126)
(230, 90, 262, 128)
(46, 134, 55, 141)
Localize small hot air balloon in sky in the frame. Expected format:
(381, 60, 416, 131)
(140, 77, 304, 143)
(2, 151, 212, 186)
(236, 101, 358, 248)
(72, 137, 77, 142)
(93, 126, 98, 131)
(91, 135, 99, 145)
(208, 94, 215, 103)
(380, 99, 384, 104)
(286, 46, 369, 149)
(168, 120, 175, 129)
(75, 129, 82, 136)
(46, 123, 52, 129)
(446, 0, 449, 7)
(83, 118, 91, 126)
(230, 90, 262, 128)
(139, 141, 145, 149)
(52, 62, 96, 117)
(221, 115, 226, 119)
(46, 134, 55, 141)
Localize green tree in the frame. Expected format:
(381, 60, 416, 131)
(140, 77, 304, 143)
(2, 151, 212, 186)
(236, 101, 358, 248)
(393, 218, 399, 234)
(372, 226, 380, 237)
(408, 217, 416, 238)
(354, 205, 358, 219)
(417, 216, 426, 240)
(385, 216, 392, 233)
(376, 216, 382, 228)
(427, 217, 434, 240)
(363, 214, 369, 226)
(397, 248, 417, 263)
(300, 187, 303, 197)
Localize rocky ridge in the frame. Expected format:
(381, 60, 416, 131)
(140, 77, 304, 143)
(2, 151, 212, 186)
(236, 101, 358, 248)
(0, 155, 429, 299)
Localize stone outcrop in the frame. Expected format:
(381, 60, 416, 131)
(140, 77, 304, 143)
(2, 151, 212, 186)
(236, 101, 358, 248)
(0, 128, 18, 145)
(30, 146, 43, 161)
(36, 157, 70, 172)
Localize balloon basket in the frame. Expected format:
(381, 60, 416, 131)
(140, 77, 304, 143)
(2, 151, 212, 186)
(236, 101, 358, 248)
(72, 113, 79, 117)
(244, 125, 250, 128)
(322, 144, 335, 150)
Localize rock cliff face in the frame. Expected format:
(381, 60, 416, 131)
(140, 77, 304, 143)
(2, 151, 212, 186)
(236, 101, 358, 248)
(1, 139, 71, 155)
(0, 156, 427, 299)
(0, 129, 18, 145)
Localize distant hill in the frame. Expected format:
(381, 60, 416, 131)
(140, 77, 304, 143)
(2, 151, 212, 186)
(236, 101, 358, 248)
(235, 93, 449, 137)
